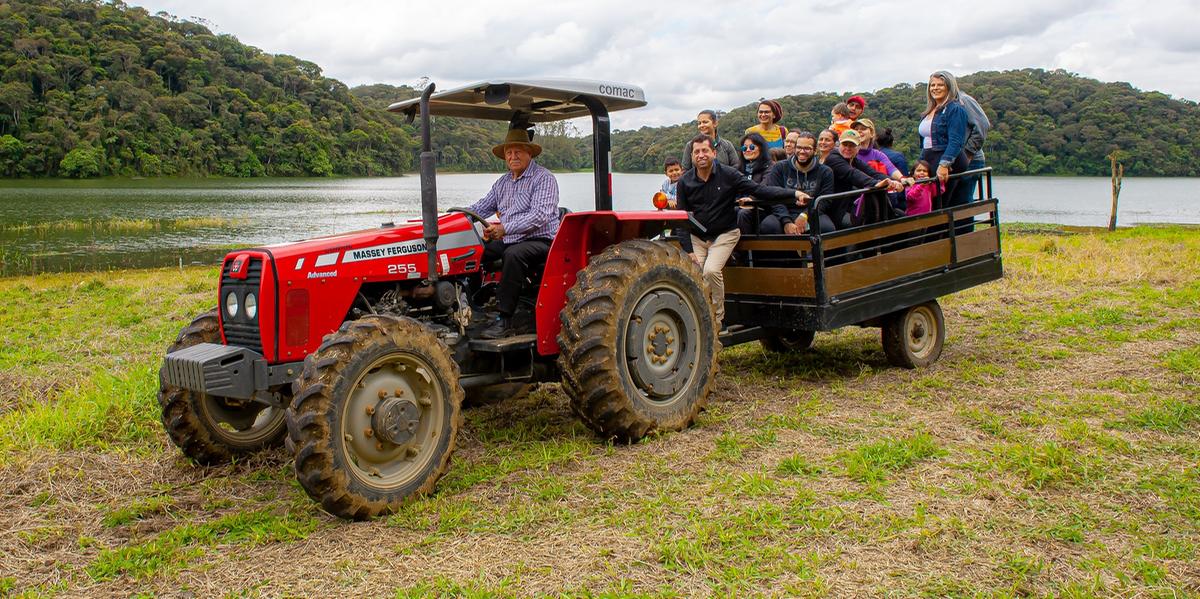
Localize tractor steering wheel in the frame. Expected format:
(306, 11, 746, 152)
(447, 207, 492, 228)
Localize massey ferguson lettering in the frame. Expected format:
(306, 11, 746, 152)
(343, 240, 427, 263)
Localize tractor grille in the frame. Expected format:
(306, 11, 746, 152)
(220, 257, 265, 355)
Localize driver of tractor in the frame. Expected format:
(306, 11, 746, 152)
(466, 128, 562, 339)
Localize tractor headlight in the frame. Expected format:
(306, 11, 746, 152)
(225, 291, 239, 318)
(245, 292, 257, 319)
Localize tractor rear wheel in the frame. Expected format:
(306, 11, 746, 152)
(760, 329, 816, 354)
(158, 309, 288, 465)
(558, 240, 718, 442)
(286, 315, 463, 520)
(882, 300, 945, 368)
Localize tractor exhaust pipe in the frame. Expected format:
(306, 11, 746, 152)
(419, 83, 439, 282)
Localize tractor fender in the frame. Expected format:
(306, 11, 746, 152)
(535, 210, 689, 356)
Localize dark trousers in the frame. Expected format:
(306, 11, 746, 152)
(920, 149, 970, 211)
(951, 157, 986, 207)
(737, 207, 784, 235)
(482, 237, 551, 316)
(854, 190, 892, 226)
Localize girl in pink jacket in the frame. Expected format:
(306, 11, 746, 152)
(905, 160, 938, 216)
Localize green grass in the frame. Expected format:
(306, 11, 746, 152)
(102, 494, 177, 528)
(840, 433, 945, 484)
(992, 441, 1104, 490)
(1114, 397, 1200, 432)
(2, 216, 246, 234)
(86, 509, 320, 581)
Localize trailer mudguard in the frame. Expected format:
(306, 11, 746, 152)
(534, 210, 689, 356)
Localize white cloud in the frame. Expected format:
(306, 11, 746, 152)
(134, 0, 1200, 131)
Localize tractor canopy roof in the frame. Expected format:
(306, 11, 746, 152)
(387, 79, 647, 123)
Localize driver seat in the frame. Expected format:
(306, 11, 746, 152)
(481, 207, 570, 273)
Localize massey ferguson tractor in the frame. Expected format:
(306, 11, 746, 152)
(159, 79, 1006, 520)
(159, 80, 718, 520)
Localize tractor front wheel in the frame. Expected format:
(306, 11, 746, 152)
(158, 309, 288, 465)
(286, 315, 463, 520)
(558, 240, 718, 442)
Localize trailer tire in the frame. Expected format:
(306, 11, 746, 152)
(760, 329, 816, 354)
(158, 309, 288, 465)
(286, 315, 463, 520)
(882, 300, 945, 368)
(558, 239, 718, 442)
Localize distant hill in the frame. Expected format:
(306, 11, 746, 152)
(0, 0, 416, 177)
(612, 69, 1200, 177)
(1, 1, 1195, 178)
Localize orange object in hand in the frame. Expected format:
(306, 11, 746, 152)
(652, 191, 670, 210)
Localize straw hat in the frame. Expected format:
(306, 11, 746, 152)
(492, 128, 542, 159)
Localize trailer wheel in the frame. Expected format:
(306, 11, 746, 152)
(158, 309, 288, 465)
(882, 300, 945, 368)
(558, 239, 718, 442)
(287, 315, 463, 520)
(760, 329, 816, 354)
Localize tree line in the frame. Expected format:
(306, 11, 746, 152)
(0, 0, 1195, 178)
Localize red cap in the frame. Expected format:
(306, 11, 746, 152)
(847, 95, 867, 108)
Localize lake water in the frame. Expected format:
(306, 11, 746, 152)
(0, 173, 1197, 275)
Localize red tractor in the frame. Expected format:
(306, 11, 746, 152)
(159, 80, 717, 519)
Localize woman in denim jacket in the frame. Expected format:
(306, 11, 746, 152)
(917, 71, 969, 210)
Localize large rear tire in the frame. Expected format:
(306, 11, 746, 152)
(158, 309, 288, 465)
(558, 240, 718, 442)
(286, 315, 463, 520)
(882, 300, 945, 368)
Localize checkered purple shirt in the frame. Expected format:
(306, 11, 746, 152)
(468, 161, 560, 244)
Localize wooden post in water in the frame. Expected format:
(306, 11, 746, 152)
(1107, 150, 1124, 231)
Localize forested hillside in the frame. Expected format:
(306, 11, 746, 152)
(0, 0, 421, 177)
(613, 69, 1200, 177)
(0, 1, 1195, 178)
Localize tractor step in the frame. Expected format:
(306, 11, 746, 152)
(468, 334, 537, 353)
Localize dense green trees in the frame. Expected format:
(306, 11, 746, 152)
(0, 0, 1195, 178)
(0, 0, 415, 177)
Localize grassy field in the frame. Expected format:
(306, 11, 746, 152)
(0, 225, 1197, 598)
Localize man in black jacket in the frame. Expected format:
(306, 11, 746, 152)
(822, 129, 902, 229)
(676, 135, 806, 322)
(763, 131, 834, 234)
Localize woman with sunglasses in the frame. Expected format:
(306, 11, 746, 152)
(744, 100, 789, 151)
(738, 132, 773, 183)
(734, 132, 775, 234)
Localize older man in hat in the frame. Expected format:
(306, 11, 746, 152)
(465, 128, 561, 338)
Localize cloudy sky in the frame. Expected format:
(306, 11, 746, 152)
(133, 0, 1199, 130)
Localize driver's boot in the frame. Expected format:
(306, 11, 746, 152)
(480, 315, 515, 339)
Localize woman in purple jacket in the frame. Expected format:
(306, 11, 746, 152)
(917, 70, 970, 210)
